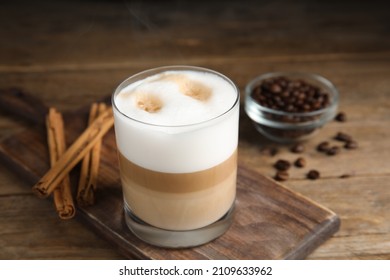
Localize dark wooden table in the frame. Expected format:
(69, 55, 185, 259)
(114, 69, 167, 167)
(1, 0, 389, 259)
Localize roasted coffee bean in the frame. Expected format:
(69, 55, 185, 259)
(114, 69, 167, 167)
(327, 146, 340, 156)
(274, 170, 289, 181)
(307, 170, 320, 180)
(290, 143, 305, 153)
(294, 157, 306, 168)
(274, 159, 291, 171)
(344, 140, 358, 149)
(335, 132, 352, 142)
(270, 83, 282, 93)
(317, 141, 330, 152)
(335, 112, 347, 122)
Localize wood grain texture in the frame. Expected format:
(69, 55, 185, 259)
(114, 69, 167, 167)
(1, 0, 389, 67)
(0, 105, 339, 259)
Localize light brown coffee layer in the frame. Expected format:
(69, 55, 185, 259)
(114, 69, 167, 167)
(122, 170, 236, 230)
(118, 149, 237, 193)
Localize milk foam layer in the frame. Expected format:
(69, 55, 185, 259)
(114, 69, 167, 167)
(113, 68, 239, 173)
(115, 70, 237, 126)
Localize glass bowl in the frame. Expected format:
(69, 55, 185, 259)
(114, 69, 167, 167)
(244, 72, 339, 143)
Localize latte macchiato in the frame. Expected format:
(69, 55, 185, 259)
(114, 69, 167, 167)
(112, 66, 239, 247)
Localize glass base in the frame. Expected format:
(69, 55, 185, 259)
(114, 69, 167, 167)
(124, 203, 235, 248)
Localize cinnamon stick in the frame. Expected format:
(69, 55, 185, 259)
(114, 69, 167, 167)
(32, 106, 114, 198)
(77, 102, 107, 206)
(46, 108, 75, 219)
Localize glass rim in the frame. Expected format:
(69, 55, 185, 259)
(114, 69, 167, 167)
(112, 65, 240, 128)
(245, 71, 339, 117)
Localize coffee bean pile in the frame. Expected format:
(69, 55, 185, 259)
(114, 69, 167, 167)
(268, 111, 359, 182)
(274, 159, 291, 171)
(249, 75, 335, 141)
(251, 76, 331, 113)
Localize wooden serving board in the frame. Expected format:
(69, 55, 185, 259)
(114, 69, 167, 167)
(0, 89, 340, 259)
